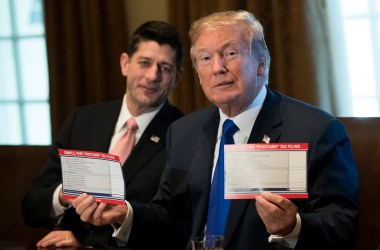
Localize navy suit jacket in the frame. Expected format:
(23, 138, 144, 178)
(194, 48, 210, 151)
(21, 100, 183, 247)
(129, 88, 359, 250)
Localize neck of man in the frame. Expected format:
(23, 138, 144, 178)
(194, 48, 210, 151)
(125, 96, 162, 117)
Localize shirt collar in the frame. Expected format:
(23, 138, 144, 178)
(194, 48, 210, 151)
(218, 86, 267, 143)
(115, 95, 163, 134)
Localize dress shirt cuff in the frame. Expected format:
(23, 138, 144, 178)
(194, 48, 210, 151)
(268, 213, 301, 249)
(51, 184, 72, 224)
(112, 200, 133, 245)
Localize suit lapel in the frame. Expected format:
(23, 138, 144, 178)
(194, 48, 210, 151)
(224, 88, 282, 246)
(189, 108, 220, 237)
(90, 101, 122, 152)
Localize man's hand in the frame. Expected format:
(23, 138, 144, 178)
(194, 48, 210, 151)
(255, 192, 298, 236)
(71, 193, 128, 226)
(36, 230, 80, 248)
(59, 188, 72, 207)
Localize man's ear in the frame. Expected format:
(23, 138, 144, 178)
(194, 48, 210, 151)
(120, 53, 130, 77)
(257, 61, 265, 76)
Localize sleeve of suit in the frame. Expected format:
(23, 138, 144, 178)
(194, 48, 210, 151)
(295, 119, 359, 249)
(21, 109, 79, 229)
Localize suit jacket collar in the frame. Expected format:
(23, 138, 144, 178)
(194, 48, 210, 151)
(189, 107, 221, 237)
(123, 101, 182, 183)
(90, 100, 122, 153)
(248, 87, 282, 144)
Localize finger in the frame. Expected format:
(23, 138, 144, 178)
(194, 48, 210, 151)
(79, 201, 98, 223)
(36, 234, 53, 245)
(260, 192, 291, 211)
(256, 194, 286, 222)
(36, 231, 62, 247)
(256, 193, 298, 235)
(256, 196, 271, 220)
(256, 194, 275, 214)
(55, 236, 73, 247)
(92, 202, 107, 225)
(59, 188, 72, 207)
(72, 193, 89, 208)
(59, 195, 72, 206)
(37, 235, 59, 248)
(75, 195, 96, 215)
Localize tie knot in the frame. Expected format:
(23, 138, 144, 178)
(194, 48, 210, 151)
(126, 117, 138, 131)
(222, 119, 239, 137)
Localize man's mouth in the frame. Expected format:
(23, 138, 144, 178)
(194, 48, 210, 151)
(215, 81, 234, 88)
(140, 85, 158, 94)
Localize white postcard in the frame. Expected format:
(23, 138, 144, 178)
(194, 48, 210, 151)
(59, 149, 125, 205)
(224, 143, 308, 199)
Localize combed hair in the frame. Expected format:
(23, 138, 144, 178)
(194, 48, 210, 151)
(128, 21, 183, 70)
(189, 10, 271, 83)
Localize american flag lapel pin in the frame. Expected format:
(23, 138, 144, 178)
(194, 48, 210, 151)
(262, 134, 271, 144)
(150, 135, 160, 143)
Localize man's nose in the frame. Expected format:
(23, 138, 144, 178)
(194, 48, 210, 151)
(212, 55, 227, 74)
(145, 64, 162, 82)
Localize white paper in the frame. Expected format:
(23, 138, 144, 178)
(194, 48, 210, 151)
(59, 149, 125, 205)
(224, 143, 308, 199)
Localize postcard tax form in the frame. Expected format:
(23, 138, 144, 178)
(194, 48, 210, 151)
(59, 149, 125, 205)
(224, 143, 308, 199)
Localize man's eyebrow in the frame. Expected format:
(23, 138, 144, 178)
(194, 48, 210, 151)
(138, 56, 174, 68)
(194, 48, 210, 55)
(136, 56, 152, 61)
(220, 40, 241, 51)
(194, 40, 242, 55)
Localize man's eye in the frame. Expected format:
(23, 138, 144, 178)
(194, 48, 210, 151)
(139, 61, 151, 67)
(224, 50, 238, 59)
(160, 65, 173, 73)
(198, 55, 212, 65)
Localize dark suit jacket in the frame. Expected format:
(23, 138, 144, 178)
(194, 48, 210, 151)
(129, 88, 359, 250)
(21, 99, 183, 247)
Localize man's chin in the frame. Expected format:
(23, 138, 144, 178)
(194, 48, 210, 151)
(138, 98, 163, 109)
(211, 96, 239, 106)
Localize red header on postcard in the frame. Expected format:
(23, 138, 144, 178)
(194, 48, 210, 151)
(58, 149, 120, 161)
(225, 143, 308, 151)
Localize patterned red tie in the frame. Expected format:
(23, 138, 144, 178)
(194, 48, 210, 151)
(111, 117, 138, 165)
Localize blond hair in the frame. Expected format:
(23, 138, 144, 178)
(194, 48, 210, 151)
(189, 10, 271, 83)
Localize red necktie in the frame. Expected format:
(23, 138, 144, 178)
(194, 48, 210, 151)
(111, 117, 138, 165)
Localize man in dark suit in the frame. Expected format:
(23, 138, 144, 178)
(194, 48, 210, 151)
(71, 11, 359, 249)
(21, 20, 183, 248)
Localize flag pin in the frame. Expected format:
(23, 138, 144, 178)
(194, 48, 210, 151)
(150, 135, 160, 143)
(262, 134, 271, 144)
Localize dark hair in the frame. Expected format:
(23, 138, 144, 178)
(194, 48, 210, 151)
(128, 21, 183, 70)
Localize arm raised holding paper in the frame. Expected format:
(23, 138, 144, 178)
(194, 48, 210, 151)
(256, 192, 298, 236)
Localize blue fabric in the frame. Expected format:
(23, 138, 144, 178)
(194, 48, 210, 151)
(206, 119, 239, 237)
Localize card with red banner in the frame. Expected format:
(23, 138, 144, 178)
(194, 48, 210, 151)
(59, 149, 125, 205)
(224, 143, 308, 199)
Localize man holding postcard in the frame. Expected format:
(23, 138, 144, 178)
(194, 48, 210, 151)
(71, 10, 359, 249)
(21, 21, 183, 248)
